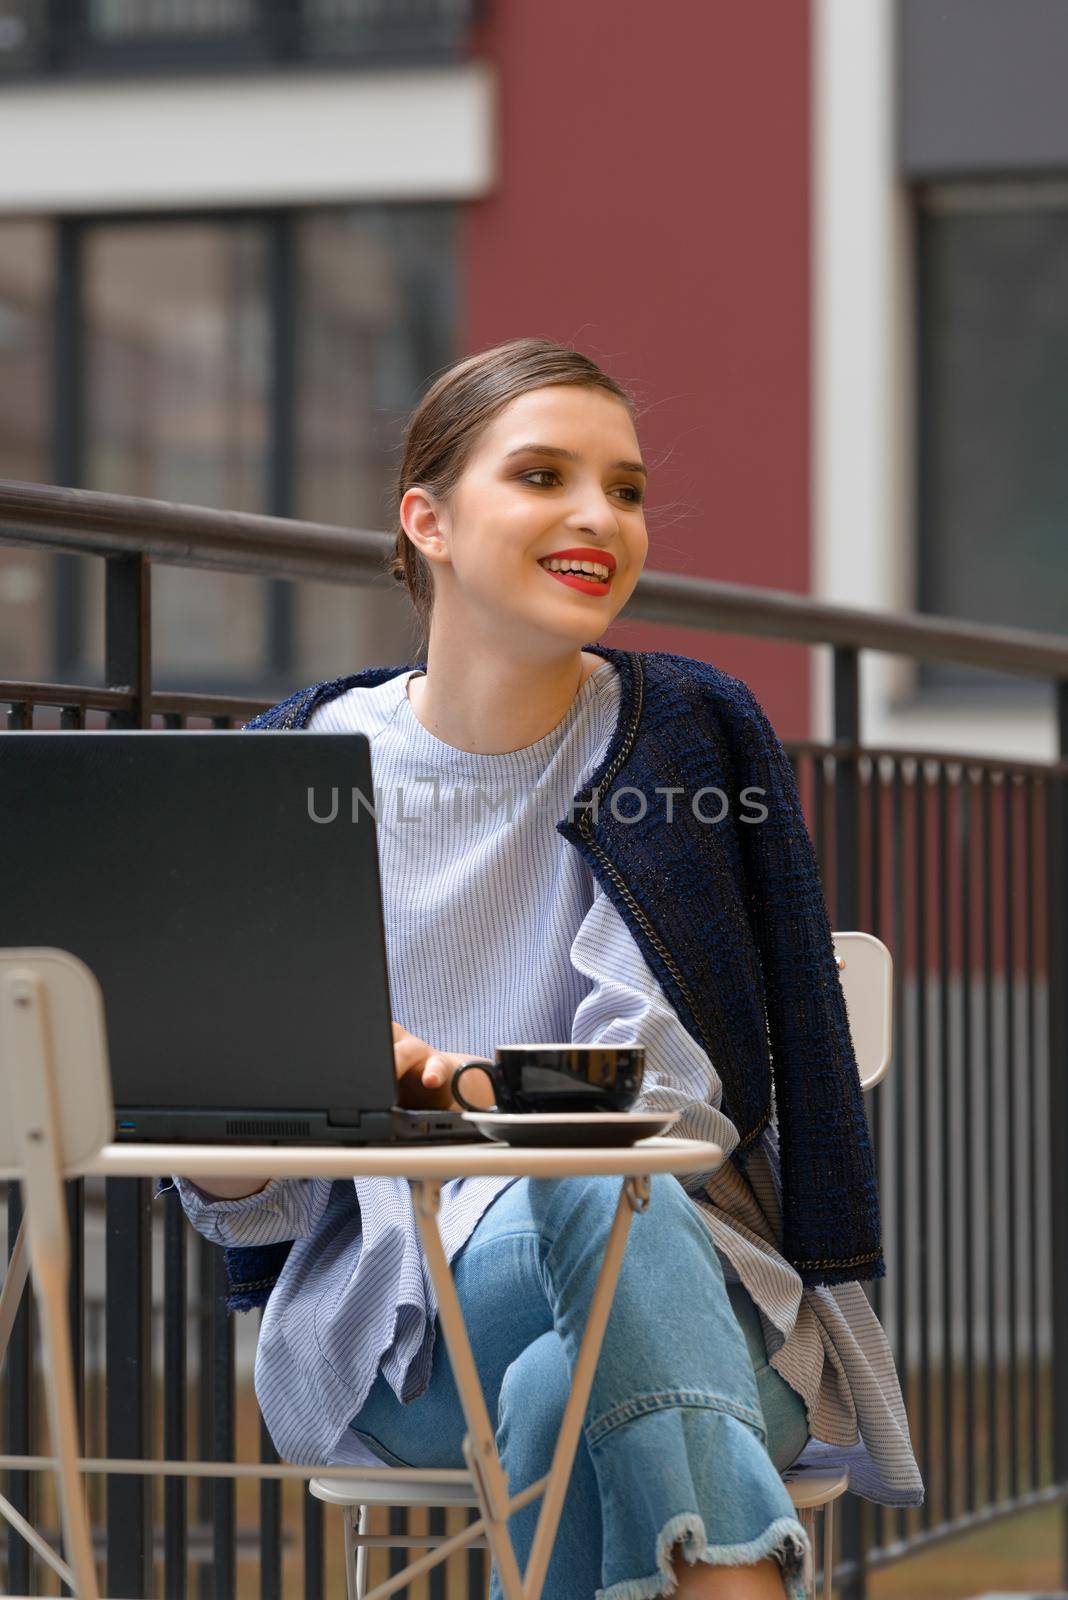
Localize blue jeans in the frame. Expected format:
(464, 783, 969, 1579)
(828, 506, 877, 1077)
(348, 1174, 811, 1600)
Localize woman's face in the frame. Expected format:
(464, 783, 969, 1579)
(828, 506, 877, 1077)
(403, 384, 649, 653)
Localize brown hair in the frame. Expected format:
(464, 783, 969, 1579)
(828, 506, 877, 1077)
(385, 337, 639, 660)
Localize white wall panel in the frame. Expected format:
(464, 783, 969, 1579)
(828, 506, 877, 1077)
(0, 61, 496, 212)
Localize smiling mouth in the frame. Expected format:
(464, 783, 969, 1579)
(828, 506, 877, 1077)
(538, 559, 613, 593)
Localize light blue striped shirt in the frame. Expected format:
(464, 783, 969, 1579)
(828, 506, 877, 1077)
(169, 659, 922, 1504)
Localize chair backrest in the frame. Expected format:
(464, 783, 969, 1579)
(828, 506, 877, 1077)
(829, 931, 892, 1091)
(0, 947, 114, 1179)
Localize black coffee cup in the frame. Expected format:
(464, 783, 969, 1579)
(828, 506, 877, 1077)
(451, 1044, 644, 1115)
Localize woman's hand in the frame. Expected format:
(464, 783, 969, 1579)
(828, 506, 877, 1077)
(392, 1021, 496, 1112)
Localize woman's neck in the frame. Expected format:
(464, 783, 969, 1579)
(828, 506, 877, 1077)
(406, 646, 602, 756)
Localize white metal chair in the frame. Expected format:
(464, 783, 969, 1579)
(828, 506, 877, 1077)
(310, 932, 894, 1600)
(310, 1464, 852, 1600)
(0, 948, 116, 1600)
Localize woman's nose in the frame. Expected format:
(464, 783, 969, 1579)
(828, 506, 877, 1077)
(567, 498, 620, 538)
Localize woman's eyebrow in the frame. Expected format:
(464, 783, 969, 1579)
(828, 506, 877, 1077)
(502, 443, 648, 478)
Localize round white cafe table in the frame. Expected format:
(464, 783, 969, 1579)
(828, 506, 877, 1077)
(93, 1131, 720, 1181)
(4, 1135, 724, 1600)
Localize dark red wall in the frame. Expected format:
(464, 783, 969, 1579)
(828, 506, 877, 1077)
(464, 0, 812, 738)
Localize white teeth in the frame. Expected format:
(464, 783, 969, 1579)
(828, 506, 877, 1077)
(540, 558, 611, 581)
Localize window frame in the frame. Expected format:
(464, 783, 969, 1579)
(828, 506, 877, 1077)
(49, 207, 297, 696)
(25, 202, 455, 697)
(914, 178, 1068, 697)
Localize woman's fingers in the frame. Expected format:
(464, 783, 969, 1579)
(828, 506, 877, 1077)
(393, 1036, 426, 1078)
(422, 1056, 447, 1088)
(396, 1055, 455, 1109)
(390, 1023, 473, 1107)
(391, 1025, 453, 1104)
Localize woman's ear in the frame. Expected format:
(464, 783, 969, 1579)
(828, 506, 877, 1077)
(400, 486, 448, 567)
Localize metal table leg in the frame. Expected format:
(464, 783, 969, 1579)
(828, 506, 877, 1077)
(412, 1171, 650, 1600)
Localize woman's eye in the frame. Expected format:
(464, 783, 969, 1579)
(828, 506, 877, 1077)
(521, 470, 643, 504)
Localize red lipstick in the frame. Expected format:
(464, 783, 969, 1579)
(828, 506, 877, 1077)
(537, 547, 615, 596)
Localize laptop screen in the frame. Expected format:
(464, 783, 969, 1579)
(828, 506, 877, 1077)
(0, 731, 398, 1125)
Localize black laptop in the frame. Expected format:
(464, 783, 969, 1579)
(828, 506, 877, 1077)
(0, 729, 483, 1145)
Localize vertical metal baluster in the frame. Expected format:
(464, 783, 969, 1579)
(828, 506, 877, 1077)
(980, 769, 999, 1509)
(913, 760, 931, 1530)
(937, 764, 953, 1526)
(867, 755, 881, 935)
(209, 1247, 235, 1598)
(833, 647, 860, 934)
(890, 758, 908, 1546)
(388, 1503, 407, 1596)
(868, 762, 883, 1277)
(105, 555, 152, 733)
(1024, 774, 1039, 1491)
(198, 1236, 213, 1600)
(105, 1175, 153, 1597)
(467, 1505, 486, 1599)
(1046, 683, 1068, 1587)
(1003, 774, 1019, 1503)
(867, 756, 886, 1558)
(163, 1186, 187, 1598)
(69, 1181, 85, 1426)
(4, 1181, 33, 1595)
(259, 1402, 281, 1598)
(428, 1506, 445, 1600)
(304, 1489, 325, 1600)
(959, 770, 976, 1515)
(89, 1295, 106, 1530)
(832, 643, 865, 1599)
(59, 1175, 86, 1598)
(814, 751, 827, 885)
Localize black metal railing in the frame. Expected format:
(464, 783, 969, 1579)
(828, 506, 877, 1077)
(0, 0, 480, 82)
(1, 477, 1067, 1598)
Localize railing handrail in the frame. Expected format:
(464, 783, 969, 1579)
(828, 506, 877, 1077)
(3, 478, 1068, 682)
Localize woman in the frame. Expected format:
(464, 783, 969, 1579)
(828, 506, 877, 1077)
(168, 338, 922, 1599)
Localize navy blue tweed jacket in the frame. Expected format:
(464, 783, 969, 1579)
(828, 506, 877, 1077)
(219, 643, 884, 1310)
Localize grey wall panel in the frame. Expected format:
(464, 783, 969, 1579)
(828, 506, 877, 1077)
(901, 0, 1068, 176)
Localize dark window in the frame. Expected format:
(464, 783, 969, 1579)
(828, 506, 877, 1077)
(83, 220, 272, 686)
(86, 0, 257, 41)
(0, 0, 477, 79)
(294, 207, 458, 677)
(0, 205, 457, 694)
(916, 183, 1068, 695)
